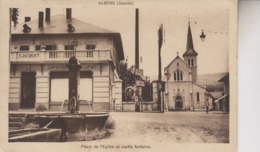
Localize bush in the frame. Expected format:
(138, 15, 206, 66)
(36, 104, 47, 111)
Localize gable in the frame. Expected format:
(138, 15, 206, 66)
(164, 56, 191, 82)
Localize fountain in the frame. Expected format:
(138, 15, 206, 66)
(36, 57, 110, 141)
(9, 57, 110, 142)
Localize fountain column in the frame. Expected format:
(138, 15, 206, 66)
(67, 56, 82, 114)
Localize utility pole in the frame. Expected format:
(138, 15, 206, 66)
(158, 24, 163, 112)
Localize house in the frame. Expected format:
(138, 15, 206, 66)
(216, 73, 229, 112)
(9, 8, 124, 112)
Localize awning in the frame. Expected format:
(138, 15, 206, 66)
(215, 94, 228, 103)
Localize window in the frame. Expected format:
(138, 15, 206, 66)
(64, 45, 74, 50)
(191, 58, 194, 66)
(174, 70, 183, 81)
(35, 44, 57, 51)
(196, 92, 200, 102)
(86, 44, 96, 50)
(187, 57, 195, 67)
(188, 58, 191, 66)
(20, 45, 30, 51)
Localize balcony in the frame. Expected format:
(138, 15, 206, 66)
(10, 50, 113, 64)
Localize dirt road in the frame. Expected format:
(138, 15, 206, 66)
(103, 112, 229, 143)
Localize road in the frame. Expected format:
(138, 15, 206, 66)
(103, 111, 229, 143)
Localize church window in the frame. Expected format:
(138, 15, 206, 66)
(174, 70, 183, 81)
(188, 58, 191, 66)
(191, 58, 194, 66)
(196, 92, 200, 102)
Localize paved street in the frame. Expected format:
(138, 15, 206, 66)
(103, 111, 229, 143)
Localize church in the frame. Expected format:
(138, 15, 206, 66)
(163, 23, 210, 111)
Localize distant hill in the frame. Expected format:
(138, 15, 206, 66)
(197, 72, 228, 92)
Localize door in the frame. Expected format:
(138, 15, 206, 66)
(175, 95, 183, 109)
(21, 72, 36, 108)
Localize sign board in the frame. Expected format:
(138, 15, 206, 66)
(18, 53, 40, 58)
(157, 81, 165, 91)
(115, 104, 122, 110)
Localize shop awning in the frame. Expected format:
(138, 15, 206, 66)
(215, 94, 228, 103)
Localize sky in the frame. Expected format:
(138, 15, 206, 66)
(11, 0, 231, 80)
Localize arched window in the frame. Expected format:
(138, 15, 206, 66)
(188, 58, 191, 66)
(174, 70, 183, 81)
(191, 58, 194, 67)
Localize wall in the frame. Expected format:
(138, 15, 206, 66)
(11, 34, 113, 52)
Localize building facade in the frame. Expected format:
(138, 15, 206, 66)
(163, 23, 209, 111)
(9, 8, 124, 112)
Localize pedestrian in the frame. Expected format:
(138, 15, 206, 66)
(206, 105, 209, 114)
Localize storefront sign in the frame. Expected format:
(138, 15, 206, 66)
(48, 64, 95, 70)
(115, 104, 122, 110)
(18, 53, 40, 58)
(48, 65, 67, 70)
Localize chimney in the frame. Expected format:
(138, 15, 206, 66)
(45, 8, 50, 22)
(66, 8, 72, 20)
(38, 12, 44, 29)
(135, 8, 139, 69)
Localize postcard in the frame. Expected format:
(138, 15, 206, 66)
(0, 0, 237, 151)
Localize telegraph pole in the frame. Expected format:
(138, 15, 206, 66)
(158, 24, 163, 112)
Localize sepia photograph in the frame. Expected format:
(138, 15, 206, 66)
(0, 0, 237, 151)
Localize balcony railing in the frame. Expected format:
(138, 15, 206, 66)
(10, 50, 112, 63)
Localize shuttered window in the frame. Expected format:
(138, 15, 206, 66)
(51, 78, 68, 102)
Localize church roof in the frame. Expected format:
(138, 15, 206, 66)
(164, 53, 189, 70)
(183, 22, 198, 57)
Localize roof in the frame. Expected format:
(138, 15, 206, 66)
(218, 73, 229, 83)
(11, 14, 124, 60)
(164, 54, 189, 70)
(11, 14, 115, 34)
(209, 92, 223, 99)
(183, 22, 198, 57)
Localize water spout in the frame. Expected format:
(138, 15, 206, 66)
(60, 100, 66, 112)
(86, 100, 93, 112)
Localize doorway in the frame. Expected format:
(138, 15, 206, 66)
(20, 72, 36, 108)
(175, 95, 183, 109)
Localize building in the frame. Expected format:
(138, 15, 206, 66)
(162, 23, 208, 111)
(215, 73, 229, 112)
(9, 8, 124, 112)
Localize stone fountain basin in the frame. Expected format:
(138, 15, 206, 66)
(9, 128, 61, 142)
(36, 113, 110, 134)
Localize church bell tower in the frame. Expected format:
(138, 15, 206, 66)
(183, 22, 198, 82)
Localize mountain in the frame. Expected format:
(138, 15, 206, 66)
(197, 72, 228, 92)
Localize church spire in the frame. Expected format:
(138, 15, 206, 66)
(186, 22, 194, 51)
(183, 22, 198, 57)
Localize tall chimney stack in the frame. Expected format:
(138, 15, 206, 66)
(38, 12, 44, 29)
(66, 8, 72, 20)
(45, 8, 50, 22)
(135, 8, 139, 69)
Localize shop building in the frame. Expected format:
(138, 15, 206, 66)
(9, 8, 124, 112)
